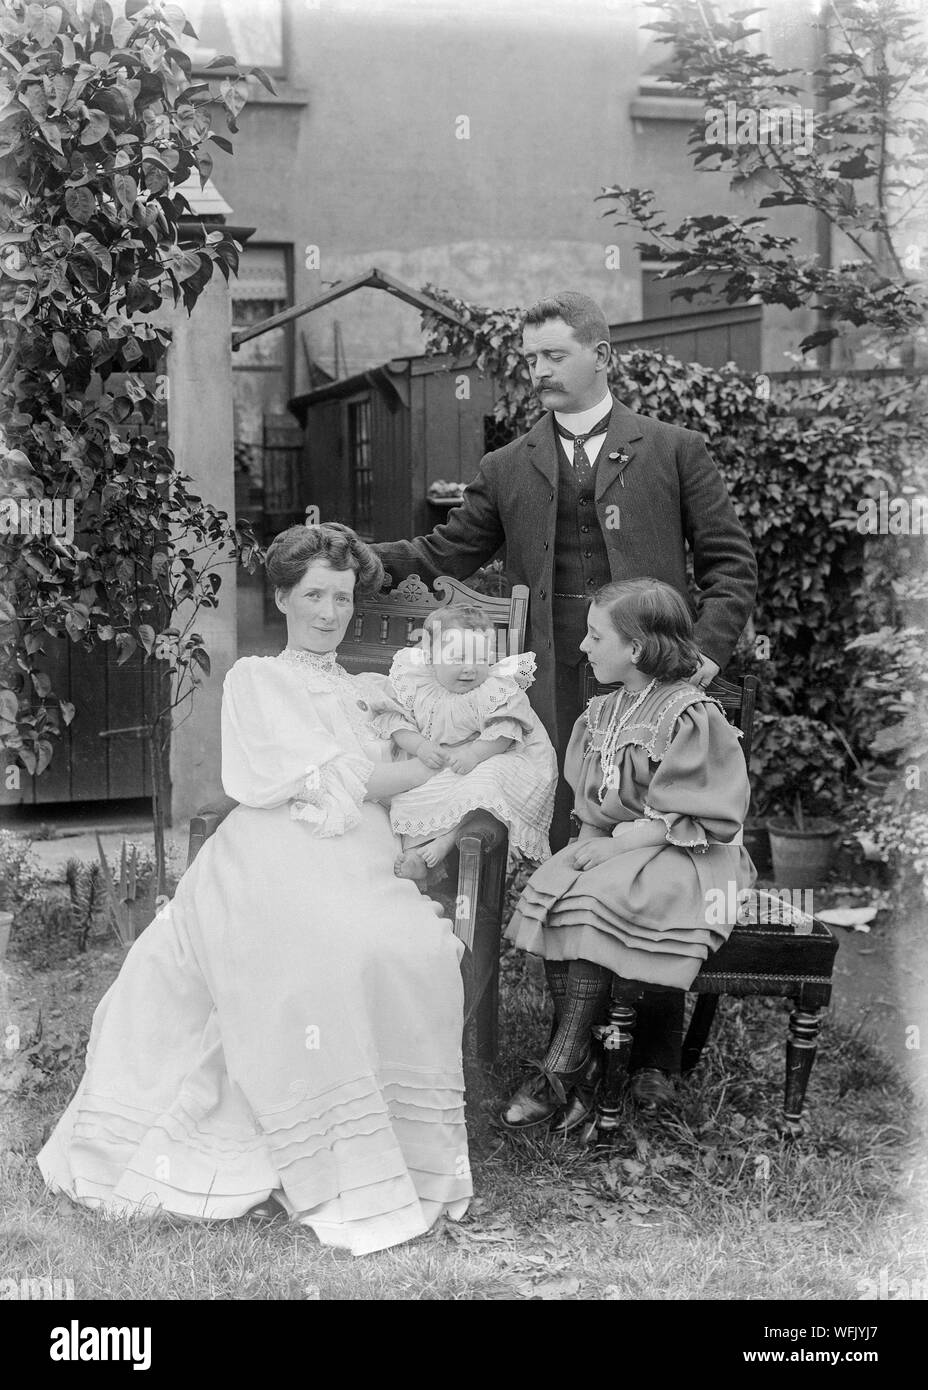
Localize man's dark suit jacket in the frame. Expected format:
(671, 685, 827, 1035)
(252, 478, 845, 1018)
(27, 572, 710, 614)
(373, 396, 757, 746)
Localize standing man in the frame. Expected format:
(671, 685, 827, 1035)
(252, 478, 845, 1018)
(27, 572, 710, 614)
(373, 290, 756, 853)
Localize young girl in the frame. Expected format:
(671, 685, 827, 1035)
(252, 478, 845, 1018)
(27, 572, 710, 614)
(371, 603, 558, 881)
(502, 578, 756, 1133)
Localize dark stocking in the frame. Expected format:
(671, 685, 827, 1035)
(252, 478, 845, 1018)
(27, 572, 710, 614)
(543, 959, 570, 1048)
(544, 960, 612, 1076)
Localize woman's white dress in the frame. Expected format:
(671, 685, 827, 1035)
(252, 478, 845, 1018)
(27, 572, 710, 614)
(372, 648, 558, 865)
(37, 648, 472, 1257)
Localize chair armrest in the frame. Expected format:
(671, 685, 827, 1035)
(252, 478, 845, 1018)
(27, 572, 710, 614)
(454, 834, 482, 951)
(187, 797, 238, 867)
(459, 809, 507, 857)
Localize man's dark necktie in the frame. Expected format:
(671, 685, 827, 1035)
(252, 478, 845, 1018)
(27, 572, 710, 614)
(553, 408, 613, 482)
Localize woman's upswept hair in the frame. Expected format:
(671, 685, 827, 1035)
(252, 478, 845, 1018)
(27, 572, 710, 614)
(592, 578, 700, 681)
(265, 522, 384, 600)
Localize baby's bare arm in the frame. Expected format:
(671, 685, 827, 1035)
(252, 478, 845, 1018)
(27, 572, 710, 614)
(467, 735, 514, 764)
(366, 759, 438, 799)
(392, 727, 445, 769)
(392, 729, 426, 755)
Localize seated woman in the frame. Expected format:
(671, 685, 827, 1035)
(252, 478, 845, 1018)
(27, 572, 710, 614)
(37, 523, 472, 1257)
(502, 578, 755, 1134)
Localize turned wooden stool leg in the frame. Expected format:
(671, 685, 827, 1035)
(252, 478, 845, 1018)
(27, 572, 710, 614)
(780, 1007, 822, 1138)
(585, 1002, 636, 1143)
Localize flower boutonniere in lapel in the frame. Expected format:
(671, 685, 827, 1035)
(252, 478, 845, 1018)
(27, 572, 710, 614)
(607, 450, 632, 485)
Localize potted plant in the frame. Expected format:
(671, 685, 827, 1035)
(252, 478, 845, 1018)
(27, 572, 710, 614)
(752, 715, 847, 888)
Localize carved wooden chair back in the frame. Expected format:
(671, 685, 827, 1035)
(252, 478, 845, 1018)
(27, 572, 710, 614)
(337, 573, 529, 677)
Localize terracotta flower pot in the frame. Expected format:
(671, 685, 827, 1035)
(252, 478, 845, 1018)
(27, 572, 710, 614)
(766, 818, 842, 890)
(855, 766, 896, 795)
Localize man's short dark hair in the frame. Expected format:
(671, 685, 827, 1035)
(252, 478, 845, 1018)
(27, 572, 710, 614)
(522, 291, 611, 348)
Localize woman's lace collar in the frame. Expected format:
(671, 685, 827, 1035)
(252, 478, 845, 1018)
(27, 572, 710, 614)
(280, 646, 338, 674)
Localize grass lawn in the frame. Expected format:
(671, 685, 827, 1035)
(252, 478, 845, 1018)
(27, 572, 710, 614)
(2, 924, 926, 1302)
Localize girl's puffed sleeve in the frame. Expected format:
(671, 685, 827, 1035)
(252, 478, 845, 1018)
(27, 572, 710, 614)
(221, 658, 373, 836)
(643, 701, 750, 850)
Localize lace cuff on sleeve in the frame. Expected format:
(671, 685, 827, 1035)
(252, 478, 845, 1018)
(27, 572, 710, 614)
(370, 709, 419, 740)
(480, 715, 528, 744)
(290, 753, 374, 836)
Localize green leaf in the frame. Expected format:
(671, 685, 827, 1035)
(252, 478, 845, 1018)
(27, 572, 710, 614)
(116, 633, 137, 665)
(23, 551, 53, 578)
(111, 15, 135, 47)
(26, 4, 62, 46)
(137, 623, 155, 655)
(80, 110, 110, 146)
(190, 647, 211, 677)
(248, 65, 276, 95)
(39, 121, 64, 153)
(65, 185, 95, 223)
(52, 331, 70, 366)
(113, 172, 138, 208)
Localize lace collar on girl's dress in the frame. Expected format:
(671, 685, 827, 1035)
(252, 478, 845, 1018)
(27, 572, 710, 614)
(586, 679, 727, 768)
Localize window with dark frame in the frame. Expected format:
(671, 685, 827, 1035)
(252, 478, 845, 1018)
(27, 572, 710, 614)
(230, 244, 293, 500)
(349, 399, 373, 539)
(182, 0, 288, 80)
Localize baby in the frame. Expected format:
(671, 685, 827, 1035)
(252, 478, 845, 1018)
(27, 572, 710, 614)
(370, 603, 558, 881)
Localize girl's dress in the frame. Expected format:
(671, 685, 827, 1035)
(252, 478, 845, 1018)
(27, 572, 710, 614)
(37, 648, 472, 1257)
(372, 647, 558, 865)
(505, 679, 756, 990)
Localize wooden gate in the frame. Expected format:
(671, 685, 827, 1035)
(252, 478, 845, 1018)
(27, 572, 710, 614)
(3, 378, 171, 809)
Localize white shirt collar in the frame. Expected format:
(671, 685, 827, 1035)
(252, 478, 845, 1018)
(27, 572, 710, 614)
(553, 391, 614, 435)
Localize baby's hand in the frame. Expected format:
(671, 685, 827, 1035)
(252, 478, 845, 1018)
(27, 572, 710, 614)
(416, 739, 446, 770)
(444, 746, 481, 776)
